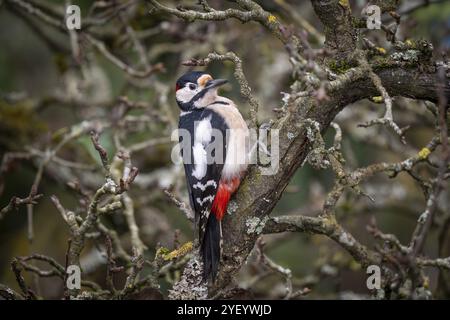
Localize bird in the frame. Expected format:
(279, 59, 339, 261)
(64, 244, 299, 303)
(175, 71, 249, 281)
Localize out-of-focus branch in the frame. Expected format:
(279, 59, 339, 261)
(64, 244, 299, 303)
(263, 214, 382, 269)
(418, 257, 450, 270)
(49, 131, 140, 297)
(11, 258, 37, 300)
(5, 0, 165, 79)
(22, 121, 108, 242)
(147, 0, 301, 51)
(0, 190, 42, 220)
(164, 189, 194, 222)
(0, 284, 24, 300)
(255, 237, 293, 299)
(409, 67, 450, 258)
(273, 0, 325, 44)
(85, 34, 164, 78)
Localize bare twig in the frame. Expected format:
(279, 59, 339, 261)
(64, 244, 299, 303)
(164, 189, 194, 222)
(357, 54, 407, 144)
(255, 237, 293, 299)
(0, 192, 43, 220)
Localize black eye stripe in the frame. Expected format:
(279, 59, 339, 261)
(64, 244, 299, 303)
(189, 84, 197, 90)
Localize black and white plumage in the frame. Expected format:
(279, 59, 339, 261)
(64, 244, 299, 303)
(176, 71, 249, 281)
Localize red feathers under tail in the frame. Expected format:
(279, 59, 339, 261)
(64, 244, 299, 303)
(211, 177, 240, 221)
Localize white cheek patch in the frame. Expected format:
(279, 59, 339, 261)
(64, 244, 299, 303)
(192, 116, 212, 180)
(175, 87, 196, 103)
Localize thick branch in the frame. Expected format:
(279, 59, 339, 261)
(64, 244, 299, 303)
(211, 62, 450, 292)
(310, 0, 356, 59)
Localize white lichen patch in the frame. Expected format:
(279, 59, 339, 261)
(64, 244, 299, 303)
(391, 50, 419, 63)
(246, 216, 269, 235)
(418, 195, 434, 223)
(339, 232, 355, 247)
(305, 120, 321, 142)
(227, 200, 238, 215)
(418, 211, 429, 224)
(376, 289, 386, 300)
(287, 132, 295, 140)
(304, 72, 320, 86)
(399, 158, 414, 171)
(168, 254, 208, 300)
(280, 92, 290, 108)
(104, 178, 117, 193)
(306, 149, 330, 169)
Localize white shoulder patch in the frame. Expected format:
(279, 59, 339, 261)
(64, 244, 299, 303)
(192, 116, 212, 180)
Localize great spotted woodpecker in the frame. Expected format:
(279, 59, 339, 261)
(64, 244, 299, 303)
(176, 71, 249, 281)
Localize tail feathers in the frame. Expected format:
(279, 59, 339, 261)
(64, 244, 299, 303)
(201, 214, 221, 282)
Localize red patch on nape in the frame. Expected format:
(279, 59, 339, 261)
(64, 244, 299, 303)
(211, 178, 241, 221)
(175, 84, 181, 91)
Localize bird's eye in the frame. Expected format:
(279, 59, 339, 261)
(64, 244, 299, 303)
(189, 84, 197, 90)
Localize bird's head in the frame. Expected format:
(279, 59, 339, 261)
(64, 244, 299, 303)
(175, 71, 228, 111)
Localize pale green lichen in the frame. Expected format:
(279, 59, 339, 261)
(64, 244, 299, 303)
(405, 39, 414, 47)
(375, 47, 386, 55)
(339, 0, 350, 8)
(328, 59, 353, 74)
(267, 14, 277, 23)
(246, 216, 269, 235)
(398, 279, 412, 298)
(391, 50, 419, 63)
(168, 255, 208, 300)
(371, 96, 384, 103)
(375, 289, 385, 300)
(162, 242, 193, 261)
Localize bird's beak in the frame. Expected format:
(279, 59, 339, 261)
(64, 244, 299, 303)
(205, 79, 228, 90)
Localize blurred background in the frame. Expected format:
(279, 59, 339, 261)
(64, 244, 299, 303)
(0, 0, 449, 299)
